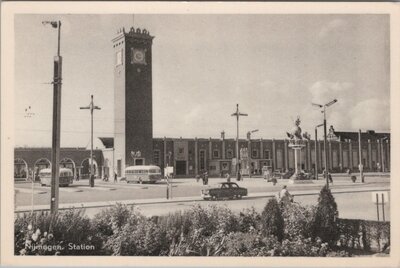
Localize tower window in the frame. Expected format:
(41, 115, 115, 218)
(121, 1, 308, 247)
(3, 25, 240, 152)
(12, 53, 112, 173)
(116, 49, 123, 66)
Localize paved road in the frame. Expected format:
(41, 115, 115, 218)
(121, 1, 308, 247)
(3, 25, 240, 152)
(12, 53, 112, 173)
(15, 175, 389, 207)
(14, 175, 390, 221)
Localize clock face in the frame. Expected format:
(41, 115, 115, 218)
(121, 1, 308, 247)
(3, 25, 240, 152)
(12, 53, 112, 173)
(132, 49, 146, 65)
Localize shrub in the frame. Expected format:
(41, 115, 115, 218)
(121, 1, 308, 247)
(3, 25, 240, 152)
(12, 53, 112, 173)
(237, 207, 261, 233)
(312, 185, 339, 245)
(15, 209, 101, 255)
(280, 236, 329, 257)
(337, 219, 390, 252)
(261, 198, 284, 241)
(96, 205, 145, 255)
(169, 229, 226, 256)
(92, 203, 135, 239)
(281, 202, 316, 240)
(156, 211, 193, 246)
(116, 217, 167, 256)
(222, 232, 280, 256)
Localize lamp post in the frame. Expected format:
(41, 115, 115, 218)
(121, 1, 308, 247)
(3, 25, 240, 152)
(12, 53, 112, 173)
(80, 95, 101, 187)
(231, 104, 248, 181)
(314, 123, 324, 180)
(312, 99, 338, 187)
(25, 106, 35, 213)
(378, 136, 388, 173)
(42, 20, 62, 214)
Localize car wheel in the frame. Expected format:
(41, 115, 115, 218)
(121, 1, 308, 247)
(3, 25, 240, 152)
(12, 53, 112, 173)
(211, 195, 217, 201)
(237, 194, 242, 199)
(139, 179, 143, 184)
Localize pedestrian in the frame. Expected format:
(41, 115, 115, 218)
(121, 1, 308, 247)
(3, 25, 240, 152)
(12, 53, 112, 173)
(277, 185, 293, 203)
(377, 162, 381, 172)
(204, 171, 209, 185)
(226, 173, 231, 183)
(76, 173, 80, 181)
(114, 172, 118, 183)
(328, 172, 333, 184)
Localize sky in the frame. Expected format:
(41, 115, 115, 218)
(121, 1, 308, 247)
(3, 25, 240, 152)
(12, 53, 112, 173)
(14, 14, 390, 148)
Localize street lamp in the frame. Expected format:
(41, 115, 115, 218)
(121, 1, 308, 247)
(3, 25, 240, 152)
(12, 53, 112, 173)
(246, 129, 259, 140)
(314, 123, 324, 180)
(312, 99, 338, 187)
(231, 104, 248, 181)
(80, 95, 101, 187)
(25, 106, 36, 214)
(43, 20, 62, 215)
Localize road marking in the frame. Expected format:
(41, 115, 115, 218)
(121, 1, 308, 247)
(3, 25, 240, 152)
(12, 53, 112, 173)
(15, 188, 47, 194)
(76, 186, 116, 191)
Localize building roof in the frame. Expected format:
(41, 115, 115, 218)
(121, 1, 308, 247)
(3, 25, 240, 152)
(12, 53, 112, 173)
(98, 137, 114, 148)
(329, 126, 390, 142)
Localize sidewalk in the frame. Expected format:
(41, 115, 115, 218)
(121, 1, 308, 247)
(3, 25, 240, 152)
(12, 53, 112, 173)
(15, 182, 389, 213)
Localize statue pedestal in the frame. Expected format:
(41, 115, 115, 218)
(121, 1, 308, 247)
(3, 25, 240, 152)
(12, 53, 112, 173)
(288, 178, 314, 184)
(288, 173, 314, 184)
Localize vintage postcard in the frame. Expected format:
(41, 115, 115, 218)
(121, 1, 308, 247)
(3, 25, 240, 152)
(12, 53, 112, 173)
(1, 1, 400, 267)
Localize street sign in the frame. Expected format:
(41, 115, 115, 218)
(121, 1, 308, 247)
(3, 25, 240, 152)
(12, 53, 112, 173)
(371, 191, 389, 204)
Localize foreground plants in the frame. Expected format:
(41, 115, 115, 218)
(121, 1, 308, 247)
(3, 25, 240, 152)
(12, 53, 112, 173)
(15, 187, 390, 256)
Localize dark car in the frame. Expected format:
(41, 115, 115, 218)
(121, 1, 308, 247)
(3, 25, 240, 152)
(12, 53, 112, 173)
(201, 182, 247, 200)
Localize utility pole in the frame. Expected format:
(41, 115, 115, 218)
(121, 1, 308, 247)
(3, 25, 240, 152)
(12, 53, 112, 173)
(358, 129, 364, 183)
(231, 104, 248, 181)
(312, 99, 337, 188)
(25, 106, 35, 213)
(80, 95, 101, 187)
(43, 20, 62, 215)
(315, 123, 324, 180)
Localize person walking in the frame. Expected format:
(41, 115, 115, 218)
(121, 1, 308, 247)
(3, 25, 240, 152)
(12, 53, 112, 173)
(277, 185, 293, 203)
(204, 171, 209, 185)
(328, 172, 333, 184)
(114, 171, 118, 183)
(226, 173, 231, 183)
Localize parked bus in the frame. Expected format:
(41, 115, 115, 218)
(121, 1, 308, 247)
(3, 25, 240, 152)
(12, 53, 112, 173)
(124, 165, 162, 184)
(39, 168, 74, 187)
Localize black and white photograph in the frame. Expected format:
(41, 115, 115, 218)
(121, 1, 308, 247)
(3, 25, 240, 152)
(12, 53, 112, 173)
(2, 2, 400, 266)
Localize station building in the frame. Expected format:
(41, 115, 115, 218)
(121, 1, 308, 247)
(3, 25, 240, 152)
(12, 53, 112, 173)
(14, 126, 390, 180)
(13, 26, 391, 180)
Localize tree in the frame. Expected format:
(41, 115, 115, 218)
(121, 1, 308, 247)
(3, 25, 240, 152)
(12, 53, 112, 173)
(261, 198, 284, 241)
(312, 185, 338, 246)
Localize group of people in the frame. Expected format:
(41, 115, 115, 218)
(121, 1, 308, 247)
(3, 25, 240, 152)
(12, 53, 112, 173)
(196, 170, 209, 185)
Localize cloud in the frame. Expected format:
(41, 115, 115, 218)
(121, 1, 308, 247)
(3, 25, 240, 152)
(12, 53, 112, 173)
(319, 18, 347, 38)
(309, 80, 353, 105)
(303, 81, 390, 132)
(349, 99, 390, 131)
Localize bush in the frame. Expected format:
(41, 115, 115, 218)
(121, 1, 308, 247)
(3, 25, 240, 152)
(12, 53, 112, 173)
(15, 209, 101, 255)
(312, 185, 339, 245)
(222, 232, 282, 256)
(281, 202, 316, 240)
(280, 236, 330, 256)
(115, 217, 167, 256)
(261, 198, 284, 241)
(337, 219, 390, 252)
(93, 204, 144, 255)
(237, 207, 261, 233)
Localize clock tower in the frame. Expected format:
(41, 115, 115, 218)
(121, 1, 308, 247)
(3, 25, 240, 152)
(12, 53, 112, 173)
(113, 27, 154, 175)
